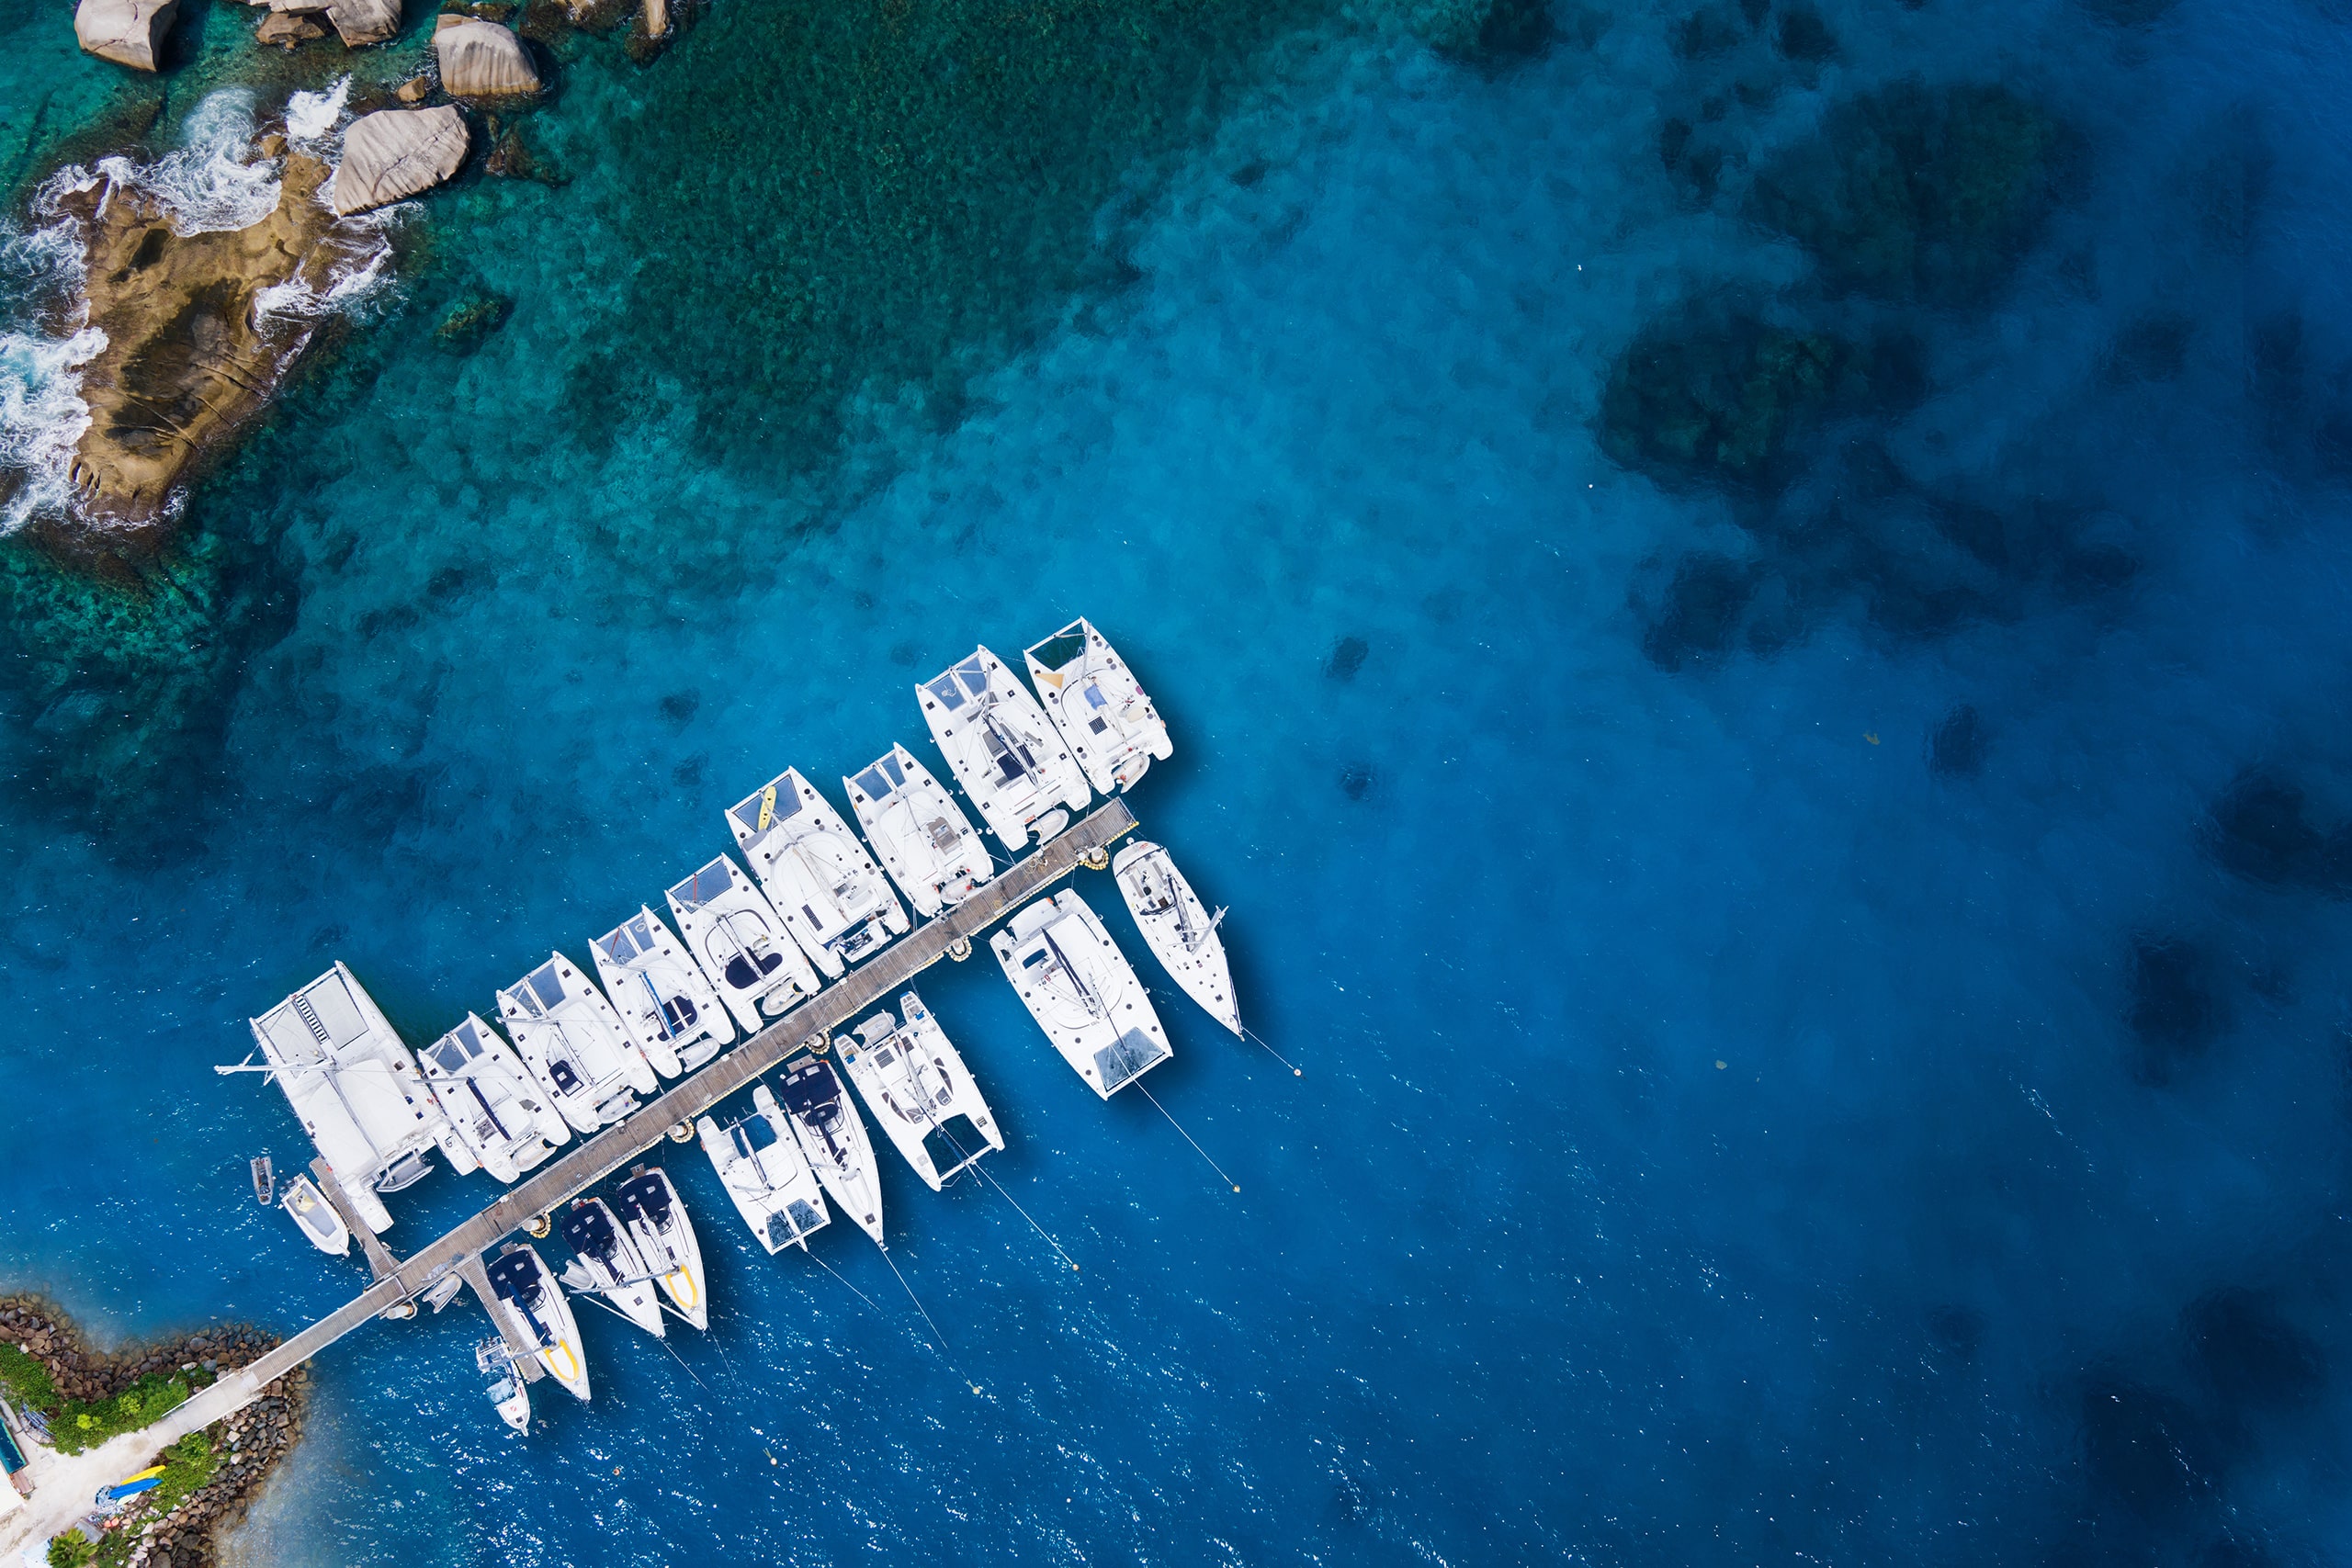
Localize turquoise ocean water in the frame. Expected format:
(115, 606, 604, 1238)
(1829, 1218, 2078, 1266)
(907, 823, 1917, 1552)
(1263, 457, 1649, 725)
(7, 0, 2352, 1562)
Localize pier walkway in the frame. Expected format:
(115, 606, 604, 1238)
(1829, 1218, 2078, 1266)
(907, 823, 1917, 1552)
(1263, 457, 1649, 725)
(126, 798, 1137, 1447)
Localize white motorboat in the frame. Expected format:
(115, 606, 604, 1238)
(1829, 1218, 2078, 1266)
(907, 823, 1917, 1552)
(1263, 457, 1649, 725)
(559, 1198, 666, 1339)
(418, 1012, 572, 1184)
(917, 647, 1091, 852)
(727, 767, 910, 977)
(486, 1242, 590, 1402)
(591, 906, 734, 1077)
(667, 856, 822, 1036)
(697, 1085, 831, 1254)
(615, 1166, 707, 1330)
(476, 1340, 530, 1434)
(497, 954, 658, 1136)
(1024, 619, 1172, 795)
(843, 744, 995, 919)
(278, 1174, 351, 1257)
(239, 963, 471, 1233)
(1111, 840, 1239, 1036)
(838, 990, 1004, 1190)
(775, 1055, 884, 1245)
(991, 890, 1172, 1099)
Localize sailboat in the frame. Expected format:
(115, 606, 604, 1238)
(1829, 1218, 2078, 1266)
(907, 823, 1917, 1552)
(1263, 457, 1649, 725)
(727, 767, 910, 977)
(1111, 840, 1239, 1036)
(775, 1055, 884, 1245)
(667, 856, 822, 1036)
(497, 954, 658, 1135)
(1023, 619, 1172, 794)
(916, 647, 1091, 851)
(559, 1198, 666, 1338)
(486, 1242, 590, 1402)
(991, 891, 1172, 1099)
(591, 906, 735, 1077)
(615, 1166, 707, 1330)
(697, 1086, 831, 1254)
(842, 744, 994, 919)
(418, 1012, 572, 1183)
(837, 991, 1004, 1190)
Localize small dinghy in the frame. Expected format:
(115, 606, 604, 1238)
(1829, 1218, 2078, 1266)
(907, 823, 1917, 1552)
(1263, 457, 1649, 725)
(917, 647, 1092, 852)
(498, 955, 658, 1136)
(419, 1013, 573, 1184)
(838, 990, 1004, 1190)
(697, 1086, 831, 1254)
(843, 744, 995, 919)
(592, 906, 735, 1077)
(560, 1198, 666, 1339)
(487, 1242, 590, 1403)
(667, 856, 822, 1036)
(278, 1174, 351, 1257)
(728, 767, 910, 977)
(616, 1166, 707, 1330)
(1024, 619, 1172, 795)
(775, 1055, 884, 1245)
(250, 1155, 274, 1208)
(991, 890, 1172, 1099)
(1112, 840, 1238, 1036)
(475, 1340, 531, 1434)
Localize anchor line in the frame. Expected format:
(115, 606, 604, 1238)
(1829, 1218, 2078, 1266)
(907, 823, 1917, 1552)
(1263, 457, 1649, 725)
(810, 1250, 884, 1315)
(877, 1245, 981, 1395)
(925, 1115, 1080, 1273)
(1240, 1025, 1302, 1077)
(1136, 1083, 1240, 1193)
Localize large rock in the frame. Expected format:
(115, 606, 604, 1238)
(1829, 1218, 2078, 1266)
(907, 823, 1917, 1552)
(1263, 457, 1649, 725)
(323, 0, 398, 44)
(74, 0, 176, 69)
(332, 107, 469, 215)
(433, 16, 539, 95)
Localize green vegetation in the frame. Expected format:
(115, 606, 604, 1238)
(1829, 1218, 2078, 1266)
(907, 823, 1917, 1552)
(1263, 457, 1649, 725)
(49, 1371, 200, 1456)
(46, 1532, 93, 1568)
(79, 1431, 222, 1568)
(0, 1342, 58, 1411)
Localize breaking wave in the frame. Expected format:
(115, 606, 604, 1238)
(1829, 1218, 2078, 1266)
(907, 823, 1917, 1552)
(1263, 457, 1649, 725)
(93, 89, 284, 238)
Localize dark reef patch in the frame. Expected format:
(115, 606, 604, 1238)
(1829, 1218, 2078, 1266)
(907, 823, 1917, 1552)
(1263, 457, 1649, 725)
(2200, 770, 2352, 892)
(1640, 552, 1761, 670)
(1340, 761, 1374, 800)
(2105, 311, 2193, 383)
(2126, 933, 2220, 1079)
(1325, 635, 1370, 682)
(2077, 1375, 2223, 1521)
(1928, 703, 1987, 777)
(2185, 1289, 2323, 1417)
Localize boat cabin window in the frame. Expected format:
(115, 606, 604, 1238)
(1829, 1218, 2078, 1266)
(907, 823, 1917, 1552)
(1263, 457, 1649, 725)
(626, 912, 658, 952)
(526, 963, 567, 1011)
(429, 1038, 471, 1074)
(1026, 627, 1088, 675)
(1022, 950, 1049, 971)
(956, 660, 989, 698)
(853, 765, 893, 801)
(503, 983, 544, 1019)
(673, 860, 733, 911)
(924, 674, 967, 712)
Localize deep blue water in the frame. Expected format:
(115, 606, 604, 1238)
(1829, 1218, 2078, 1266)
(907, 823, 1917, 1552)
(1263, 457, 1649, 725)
(7, 0, 2352, 1562)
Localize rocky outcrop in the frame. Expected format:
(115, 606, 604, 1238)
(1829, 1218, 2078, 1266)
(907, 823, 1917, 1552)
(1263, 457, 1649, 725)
(57, 152, 352, 536)
(255, 9, 324, 44)
(434, 16, 539, 96)
(73, 0, 176, 70)
(333, 107, 470, 214)
(323, 0, 399, 45)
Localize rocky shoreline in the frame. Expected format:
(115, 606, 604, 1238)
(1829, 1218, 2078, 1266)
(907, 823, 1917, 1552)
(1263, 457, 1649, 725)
(0, 1296, 306, 1568)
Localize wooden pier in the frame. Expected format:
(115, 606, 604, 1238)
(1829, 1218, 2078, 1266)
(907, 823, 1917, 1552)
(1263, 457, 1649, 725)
(152, 797, 1138, 1436)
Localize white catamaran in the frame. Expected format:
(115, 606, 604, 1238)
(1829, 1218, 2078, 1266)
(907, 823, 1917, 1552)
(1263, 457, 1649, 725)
(614, 1166, 707, 1331)
(497, 954, 658, 1135)
(591, 906, 734, 1077)
(697, 1086, 831, 1254)
(842, 744, 995, 919)
(727, 768, 910, 978)
(917, 647, 1091, 851)
(1111, 840, 1239, 1036)
(775, 1055, 884, 1245)
(991, 891, 1172, 1099)
(418, 1012, 572, 1184)
(238, 964, 471, 1234)
(559, 1198, 666, 1338)
(667, 856, 822, 1036)
(838, 991, 1004, 1190)
(487, 1242, 590, 1402)
(1023, 619, 1172, 795)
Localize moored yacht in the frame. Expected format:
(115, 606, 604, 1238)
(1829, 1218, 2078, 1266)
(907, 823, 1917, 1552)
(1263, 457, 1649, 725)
(1024, 619, 1172, 795)
(497, 954, 658, 1136)
(727, 768, 910, 977)
(696, 1086, 830, 1254)
(667, 856, 822, 1036)
(242, 963, 471, 1233)
(278, 1174, 351, 1257)
(1111, 841, 1239, 1036)
(991, 891, 1172, 1099)
(615, 1166, 707, 1330)
(838, 990, 1004, 1190)
(476, 1340, 530, 1434)
(559, 1198, 666, 1338)
(591, 906, 734, 1077)
(775, 1055, 884, 1245)
(917, 647, 1091, 852)
(842, 744, 994, 919)
(487, 1242, 590, 1402)
(419, 1013, 572, 1184)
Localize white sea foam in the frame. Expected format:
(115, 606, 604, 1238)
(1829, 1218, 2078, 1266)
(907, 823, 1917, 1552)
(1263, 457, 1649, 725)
(286, 78, 351, 147)
(0, 326, 106, 535)
(94, 89, 283, 238)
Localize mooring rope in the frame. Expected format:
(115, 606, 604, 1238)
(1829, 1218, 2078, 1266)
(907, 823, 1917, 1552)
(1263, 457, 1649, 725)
(1136, 1084, 1239, 1193)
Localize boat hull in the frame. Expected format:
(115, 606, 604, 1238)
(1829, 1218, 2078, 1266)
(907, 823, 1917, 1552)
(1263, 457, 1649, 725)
(1112, 841, 1240, 1036)
(991, 891, 1172, 1100)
